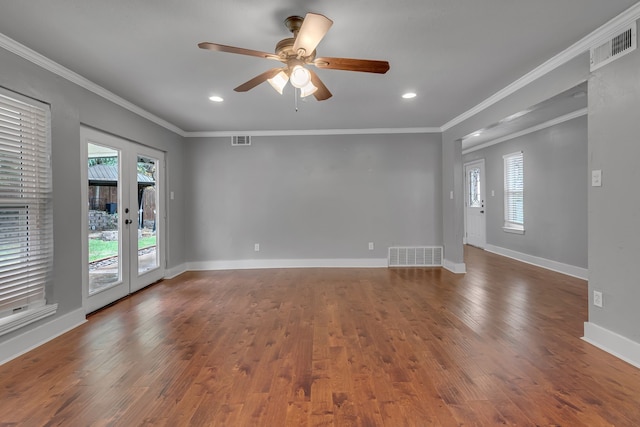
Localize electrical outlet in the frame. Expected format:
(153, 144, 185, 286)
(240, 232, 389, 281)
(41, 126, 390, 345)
(593, 290, 603, 308)
(592, 170, 602, 187)
(368, 242, 374, 250)
(254, 243, 260, 252)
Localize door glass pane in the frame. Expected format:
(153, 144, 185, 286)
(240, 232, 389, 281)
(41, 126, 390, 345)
(137, 155, 158, 274)
(87, 143, 121, 294)
(468, 167, 482, 208)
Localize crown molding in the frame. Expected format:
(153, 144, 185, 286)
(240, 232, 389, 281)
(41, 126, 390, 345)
(462, 108, 588, 155)
(2, 2, 640, 138)
(184, 127, 441, 138)
(0, 33, 186, 137)
(442, 2, 640, 132)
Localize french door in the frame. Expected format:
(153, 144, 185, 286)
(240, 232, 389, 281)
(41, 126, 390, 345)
(81, 127, 165, 314)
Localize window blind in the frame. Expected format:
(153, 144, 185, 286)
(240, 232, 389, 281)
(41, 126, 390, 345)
(503, 151, 524, 230)
(0, 89, 53, 320)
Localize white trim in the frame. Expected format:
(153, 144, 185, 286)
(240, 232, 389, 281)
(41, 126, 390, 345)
(441, 3, 640, 132)
(583, 322, 640, 369)
(462, 108, 588, 154)
(0, 308, 86, 366)
(443, 259, 466, 274)
(485, 244, 588, 280)
(502, 227, 525, 235)
(0, 33, 185, 136)
(188, 258, 389, 270)
(0, 303, 57, 337)
(164, 263, 188, 279)
(184, 127, 441, 138)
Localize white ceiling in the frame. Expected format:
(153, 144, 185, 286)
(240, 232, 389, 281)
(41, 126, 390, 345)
(0, 1, 638, 134)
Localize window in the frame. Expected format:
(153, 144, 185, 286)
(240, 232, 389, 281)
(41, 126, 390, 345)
(468, 167, 482, 208)
(503, 151, 524, 234)
(0, 88, 56, 335)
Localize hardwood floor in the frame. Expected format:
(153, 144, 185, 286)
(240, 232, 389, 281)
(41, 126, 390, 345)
(2, 246, 640, 426)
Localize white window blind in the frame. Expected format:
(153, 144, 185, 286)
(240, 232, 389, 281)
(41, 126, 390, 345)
(503, 151, 524, 232)
(0, 88, 54, 326)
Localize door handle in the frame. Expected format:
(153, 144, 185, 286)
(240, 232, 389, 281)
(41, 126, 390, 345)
(125, 219, 132, 225)
(480, 210, 485, 214)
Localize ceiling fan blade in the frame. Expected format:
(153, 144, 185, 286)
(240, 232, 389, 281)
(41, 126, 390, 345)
(198, 42, 282, 61)
(314, 57, 390, 74)
(308, 69, 332, 101)
(234, 68, 283, 92)
(292, 13, 333, 56)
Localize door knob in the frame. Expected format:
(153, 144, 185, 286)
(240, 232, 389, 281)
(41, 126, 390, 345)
(125, 219, 132, 225)
(480, 210, 485, 214)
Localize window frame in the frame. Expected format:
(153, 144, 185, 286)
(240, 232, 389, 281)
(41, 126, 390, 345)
(0, 87, 57, 336)
(503, 151, 525, 234)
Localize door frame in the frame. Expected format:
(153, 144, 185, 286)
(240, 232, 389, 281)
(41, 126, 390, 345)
(463, 159, 487, 249)
(80, 126, 166, 314)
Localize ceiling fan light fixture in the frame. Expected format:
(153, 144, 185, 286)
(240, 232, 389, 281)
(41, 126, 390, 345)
(267, 70, 289, 95)
(290, 65, 311, 88)
(299, 81, 318, 98)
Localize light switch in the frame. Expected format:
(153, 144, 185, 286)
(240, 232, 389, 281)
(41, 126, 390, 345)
(450, 191, 454, 200)
(592, 170, 602, 187)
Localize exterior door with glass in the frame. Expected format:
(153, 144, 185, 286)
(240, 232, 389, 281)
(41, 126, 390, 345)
(81, 127, 164, 313)
(464, 159, 486, 248)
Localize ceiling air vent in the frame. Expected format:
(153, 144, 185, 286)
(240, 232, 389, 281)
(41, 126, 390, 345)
(231, 135, 251, 146)
(590, 22, 636, 71)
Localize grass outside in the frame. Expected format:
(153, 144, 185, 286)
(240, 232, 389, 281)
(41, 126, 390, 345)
(89, 236, 156, 262)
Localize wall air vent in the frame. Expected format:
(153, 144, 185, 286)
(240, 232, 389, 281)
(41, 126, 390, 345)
(231, 135, 251, 146)
(590, 22, 636, 71)
(388, 246, 443, 267)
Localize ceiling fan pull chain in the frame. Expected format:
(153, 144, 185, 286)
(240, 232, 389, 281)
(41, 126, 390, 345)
(295, 87, 299, 112)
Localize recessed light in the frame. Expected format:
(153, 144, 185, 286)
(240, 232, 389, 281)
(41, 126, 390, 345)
(209, 96, 224, 102)
(402, 92, 417, 99)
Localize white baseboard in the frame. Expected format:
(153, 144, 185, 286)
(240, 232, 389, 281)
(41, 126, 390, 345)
(164, 263, 188, 279)
(484, 244, 588, 280)
(583, 322, 640, 369)
(188, 258, 389, 271)
(0, 308, 86, 366)
(443, 259, 466, 274)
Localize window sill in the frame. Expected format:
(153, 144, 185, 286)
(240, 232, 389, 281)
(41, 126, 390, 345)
(0, 303, 58, 337)
(503, 226, 525, 235)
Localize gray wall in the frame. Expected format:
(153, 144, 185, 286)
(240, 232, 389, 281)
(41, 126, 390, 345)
(0, 47, 186, 343)
(463, 116, 588, 268)
(185, 133, 442, 261)
(441, 53, 590, 270)
(588, 28, 640, 343)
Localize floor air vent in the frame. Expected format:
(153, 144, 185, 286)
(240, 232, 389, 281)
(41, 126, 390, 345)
(388, 246, 443, 267)
(590, 22, 636, 71)
(231, 135, 251, 146)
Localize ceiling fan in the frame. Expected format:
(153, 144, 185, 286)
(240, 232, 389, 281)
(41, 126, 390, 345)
(198, 13, 390, 101)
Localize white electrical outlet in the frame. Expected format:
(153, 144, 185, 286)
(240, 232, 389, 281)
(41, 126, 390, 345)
(593, 290, 603, 308)
(254, 243, 260, 252)
(592, 170, 602, 187)
(368, 242, 374, 250)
